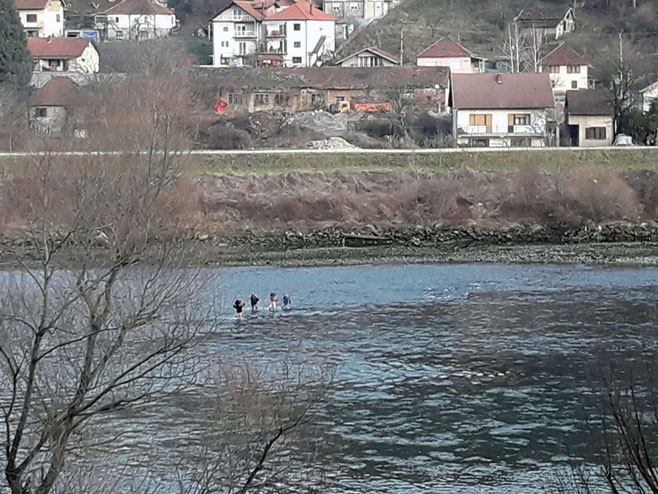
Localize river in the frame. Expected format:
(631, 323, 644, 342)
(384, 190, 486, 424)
(10, 264, 658, 493)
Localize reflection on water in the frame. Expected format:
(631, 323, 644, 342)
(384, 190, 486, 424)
(9, 264, 658, 493)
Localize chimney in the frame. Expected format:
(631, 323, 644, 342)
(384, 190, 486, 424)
(496, 74, 503, 84)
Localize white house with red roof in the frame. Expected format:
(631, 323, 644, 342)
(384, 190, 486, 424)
(94, 0, 178, 40)
(335, 46, 398, 67)
(14, 0, 64, 38)
(28, 37, 100, 73)
(416, 39, 485, 73)
(211, 0, 336, 67)
(539, 43, 590, 97)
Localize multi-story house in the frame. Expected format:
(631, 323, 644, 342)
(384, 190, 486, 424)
(514, 7, 575, 40)
(211, 1, 336, 68)
(416, 39, 486, 73)
(322, 0, 391, 20)
(539, 43, 590, 99)
(94, 0, 178, 41)
(28, 37, 100, 73)
(15, 0, 64, 38)
(451, 72, 556, 148)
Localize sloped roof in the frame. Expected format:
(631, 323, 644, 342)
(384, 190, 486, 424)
(266, 2, 336, 21)
(452, 73, 555, 109)
(102, 0, 174, 15)
(28, 37, 91, 58)
(335, 46, 399, 65)
(192, 66, 450, 90)
(566, 90, 613, 116)
(15, 0, 49, 9)
(234, 1, 266, 20)
(640, 80, 658, 94)
(515, 7, 571, 21)
(542, 43, 589, 67)
(31, 77, 80, 107)
(417, 39, 483, 60)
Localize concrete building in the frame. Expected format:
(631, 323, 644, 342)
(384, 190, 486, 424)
(641, 80, 658, 114)
(210, 1, 266, 67)
(14, 0, 64, 38)
(29, 77, 83, 136)
(322, 0, 391, 20)
(416, 39, 485, 73)
(335, 46, 398, 67)
(540, 43, 590, 99)
(28, 37, 100, 73)
(565, 90, 614, 147)
(94, 0, 178, 41)
(451, 72, 556, 148)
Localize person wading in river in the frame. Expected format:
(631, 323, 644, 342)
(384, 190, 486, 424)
(282, 294, 292, 310)
(233, 298, 246, 320)
(268, 293, 278, 311)
(250, 293, 260, 312)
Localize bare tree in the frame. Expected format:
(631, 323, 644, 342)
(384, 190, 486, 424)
(0, 63, 213, 494)
(524, 27, 546, 73)
(502, 23, 524, 73)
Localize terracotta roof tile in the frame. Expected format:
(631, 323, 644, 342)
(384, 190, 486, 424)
(28, 37, 91, 58)
(266, 2, 336, 21)
(31, 77, 80, 107)
(335, 46, 399, 65)
(541, 43, 589, 67)
(417, 39, 478, 60)
(234, 1, 265, 20)
(452, 73, 555, 109)
(15, 0, 50, 9)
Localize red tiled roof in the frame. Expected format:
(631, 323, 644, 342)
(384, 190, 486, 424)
(541, 43, 589, 67)
(266, 2, 336, 21)
(417, 39, 476, 59)
(103, 0, 174, 15)
(335, 46, 399, 65)
(31, 77, 80, 107)
(28, 37, 91, 58)
(15, 0, 50, 9)
(452, 73, 555, 109)
(234, 1, 265, 20)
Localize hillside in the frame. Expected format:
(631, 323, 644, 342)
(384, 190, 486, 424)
(341, 0, 658, 86)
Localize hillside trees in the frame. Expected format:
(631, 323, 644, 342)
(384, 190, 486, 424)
(0, 0, 32, 90)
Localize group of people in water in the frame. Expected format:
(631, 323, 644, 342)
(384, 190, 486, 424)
(233, 292, 292, 319)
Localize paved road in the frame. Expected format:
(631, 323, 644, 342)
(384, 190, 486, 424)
(0, 146, 655, 158)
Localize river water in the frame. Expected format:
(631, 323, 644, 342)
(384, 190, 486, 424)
(14, 264, 658, 493)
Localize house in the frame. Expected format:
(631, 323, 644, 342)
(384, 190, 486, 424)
(322, 0, 391, 20)
(14, 0, 64, 38)
(540, 43, 590, 97)
(30, 77, 84, 136)
(416, 39, 485, 73)
(64, 14, 101, 42)
(264, 2, 336, 67)
(94, 0, 178, 41)
(514, 7, 575, 40)
(211, 1, 336, 68)
(565, 90, 613, 147)
(451, 72, 556, 148)
(335, 47, 398, 67)
(28, 37, 100, 73)
(194, 66, 450, 114)
(641, 80, 658, 113)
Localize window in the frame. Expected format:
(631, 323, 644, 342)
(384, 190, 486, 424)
(571, 80, 578, 89)
(115, 17, 120, 22)
(56, 14, 60, 22)
(26, 14, 37, 22)
(223, 26, 229, 32)
(469, 114, 487, 126)
(350, 2, 359, 10)
(311, 93, 325, 107)
(232, 8, 242, 19)
(332, 5, 340, 10)
(274, 93, 290, 105)
(293, 23, 301, 31)
(548, 65, 559, 73)
(585, 127, 606, 140)
(567, 65, 581, 73)
(335, 96, 345, 102)
(254, 93, 270, 105)
(292, 56, 302, 64)
(36, 107, 47, 118)
(513, 114, 530, 126)
(115, 30, 124, 39)
(294, 41, 301, 48)
(228, 93, 243, 105)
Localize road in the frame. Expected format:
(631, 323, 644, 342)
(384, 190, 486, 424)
(0, 146, 655, 158)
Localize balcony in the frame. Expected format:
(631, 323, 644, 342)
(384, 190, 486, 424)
(234, 30, 256, 38)
(458, 124, 543, 136)
(266, 25, 286, 37)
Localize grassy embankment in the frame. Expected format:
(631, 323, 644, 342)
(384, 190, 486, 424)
(196, 149, 658, 175)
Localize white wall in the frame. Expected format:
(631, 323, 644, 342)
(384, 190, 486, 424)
(642, 85, 658, 113)
(18, 0, 64, 37)
(569, 114, 614, 147)
(103, 13, 176, 40)
(417, 55, 475, 73)
(211, 7, 261, 67)
(542, 64, 588, 94)
(339, 52, 396, 67)
(455, 108, 548, 147)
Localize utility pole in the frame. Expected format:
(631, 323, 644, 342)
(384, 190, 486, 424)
(399, 25, 404, 66)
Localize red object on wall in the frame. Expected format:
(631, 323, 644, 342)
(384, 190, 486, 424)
(214, 98, 229, 113)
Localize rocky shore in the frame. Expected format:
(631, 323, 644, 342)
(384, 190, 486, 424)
(3, 222, 658, 268)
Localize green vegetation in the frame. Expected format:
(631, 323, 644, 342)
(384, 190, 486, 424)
(196, 149, 658, 175)
(0, 0, 31, 90)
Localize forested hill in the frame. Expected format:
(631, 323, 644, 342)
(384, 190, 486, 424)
(341, 0, 658, 85)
